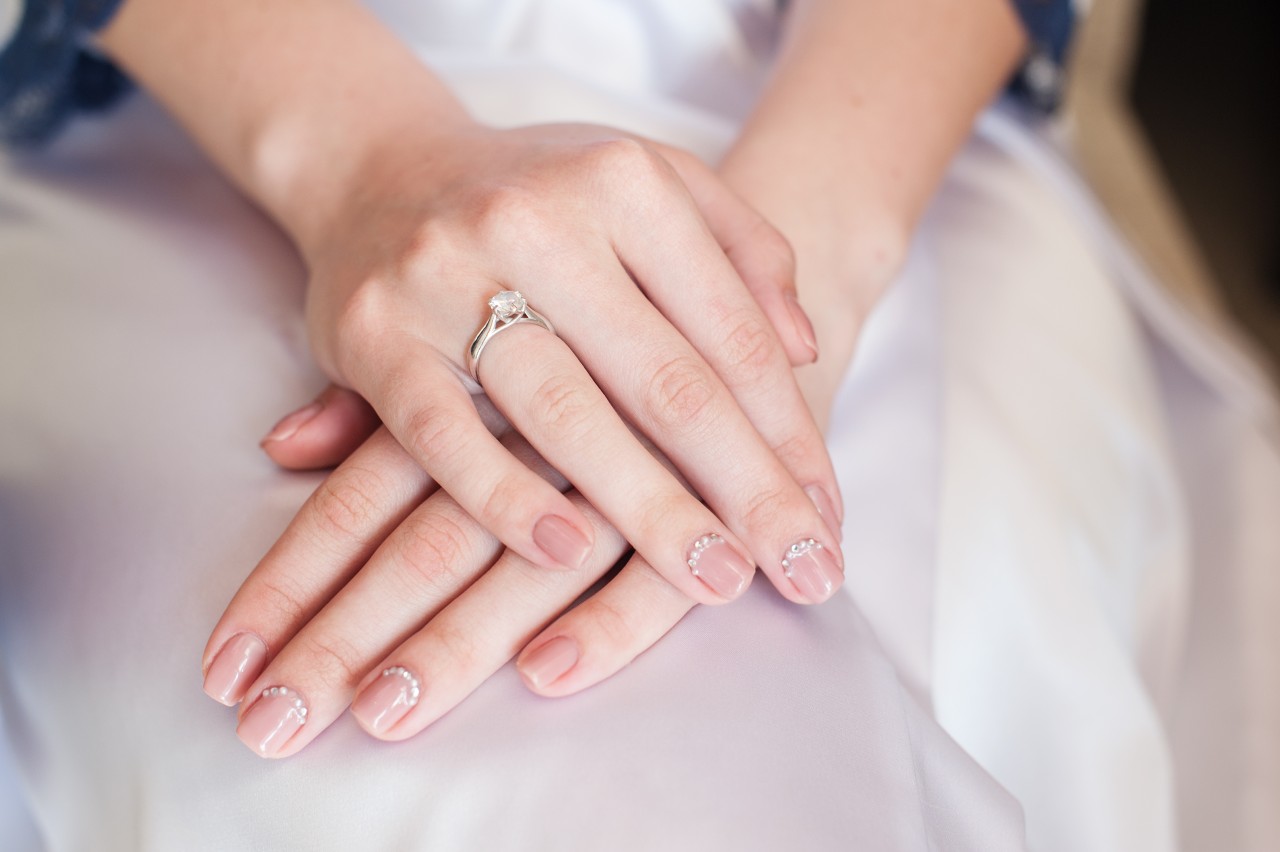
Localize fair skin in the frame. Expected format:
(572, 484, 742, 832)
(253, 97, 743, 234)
(100, 0, 1025, 756)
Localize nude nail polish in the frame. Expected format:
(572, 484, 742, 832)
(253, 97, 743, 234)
(687, 534, 754, 600)
(785, 292, 819, 363)
(237, 686, 308, 758)
(351, 666, 421, 735)
(519, 636, 579, 689)
(804, 485, 844, 544)
(261, 401, 323, 444)
(781, 538, 843, 604)
(532, 515, 592, 570)
(203, 632, 268, 706)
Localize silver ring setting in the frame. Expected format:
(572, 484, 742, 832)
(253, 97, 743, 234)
(467, 290, 555, 382)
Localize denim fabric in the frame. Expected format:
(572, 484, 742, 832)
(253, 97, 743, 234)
(0, 0, 1077, 148)
(0, 0, 128, 146)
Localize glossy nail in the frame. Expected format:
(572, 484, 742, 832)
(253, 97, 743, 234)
(533, 515, 592, 570)
(785, 292, 819, 363)
(519, 636, 579, 689)
(237, 686, 308, 758)
(261, 401, 323, 444)
(687, 534, 754, 599)
(203, 632, 268, 706)
(804, 485, 843, 544)
(781, 538, 843, 604)
(351, 666, 421, 735)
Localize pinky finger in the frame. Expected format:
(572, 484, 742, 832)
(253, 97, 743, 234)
(515, 554, 696, 698)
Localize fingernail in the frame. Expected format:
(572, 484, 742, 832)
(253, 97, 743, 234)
(785, 292, 819, 363)
(804, 485, 843, 544)
(236, 686, 308, 758)
(519, 636, 579, 689)
(351, 666, 421, 735)
(687, 534, 754, 600)
(203, 632, 268, 706)
(261, 401, 324, 444)
(533, 515, 592, 570)
(781, 538, 843, 604)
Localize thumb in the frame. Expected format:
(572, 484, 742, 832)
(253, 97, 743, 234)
(259, 384, 382, 470)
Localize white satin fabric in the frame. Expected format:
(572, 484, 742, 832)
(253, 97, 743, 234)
(2, 2, 1278, 850)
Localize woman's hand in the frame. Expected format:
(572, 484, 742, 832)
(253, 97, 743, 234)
(207, 417, 710, 757)
(99, 0, 843, 608)
(295, 121, 843, 608)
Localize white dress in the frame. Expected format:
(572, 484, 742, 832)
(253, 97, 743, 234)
(1, 2, 1277, 850)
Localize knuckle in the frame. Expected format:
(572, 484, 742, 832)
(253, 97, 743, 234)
(525, 373, 595, 440)
(719, 311, 781, 385)
(430, 620, 481, 672)
(581, 596, 639, 651)
(645, 355, 717, 432)
(403, 403, 466, 467)
(477, 475, 526, 531)
(739, 484, 793, 536)
(393, 219, 456, 281)
(332, 281, 390, 358)
(584, 137, 667, 187)
(297, 631, 365, 689)
(393, 508, 474, 593)
(252, 573, 309, 627)
(474, 184, 549, 244)
(308, 466, 387, 541)
(769, 430, 817, 473)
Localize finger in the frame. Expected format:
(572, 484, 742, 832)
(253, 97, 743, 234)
(201, 427, 433, 706)
(656, 144, 819, 368)
(525, 258, 843, 605)
(478, 325, 757, 606)
(347, 491, 631, 741)
(608, 146, 845, 543)
(516, 551, 695, 697)
(349, 338, 597, 573)
(231, 435, 573, 757)
(260, 385, 382, 471)
(233, 484, 504, 757)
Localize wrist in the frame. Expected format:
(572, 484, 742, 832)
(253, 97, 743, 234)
(251, 87, 478, 262)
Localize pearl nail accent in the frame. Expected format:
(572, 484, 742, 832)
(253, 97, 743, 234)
(686, 534, 725, 574)
(781, 538, 822, 576)
(260, 686, 308, 724)
(381, 666, 421, 706)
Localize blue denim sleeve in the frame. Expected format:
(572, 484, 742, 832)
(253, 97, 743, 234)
(0, 0, 130, 147)
(1, 0, 1078, 149)
(1007, 0, 1078, 113)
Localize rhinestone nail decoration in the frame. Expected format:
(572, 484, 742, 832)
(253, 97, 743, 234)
(780, 538, 822, 577)
(260, 686, 308, 724)
(382, 666, 421, 706)
(686, 534, 726, 575)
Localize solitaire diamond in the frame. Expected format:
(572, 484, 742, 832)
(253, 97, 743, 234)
(489, 290, 527, 321)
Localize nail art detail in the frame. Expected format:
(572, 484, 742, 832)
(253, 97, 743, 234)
(260, 686, 308, 723)
(237, 685, 309, 758)
(687, 534, 753, 599)
(352, 666, 421, 735)
(381, 666, 422, 703)
(781, 538, 823, 575)
(781, 538, 843, 604)
(687, 533, 723, 570)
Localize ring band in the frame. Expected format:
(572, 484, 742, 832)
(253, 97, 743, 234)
(468, 290, 555, 382)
